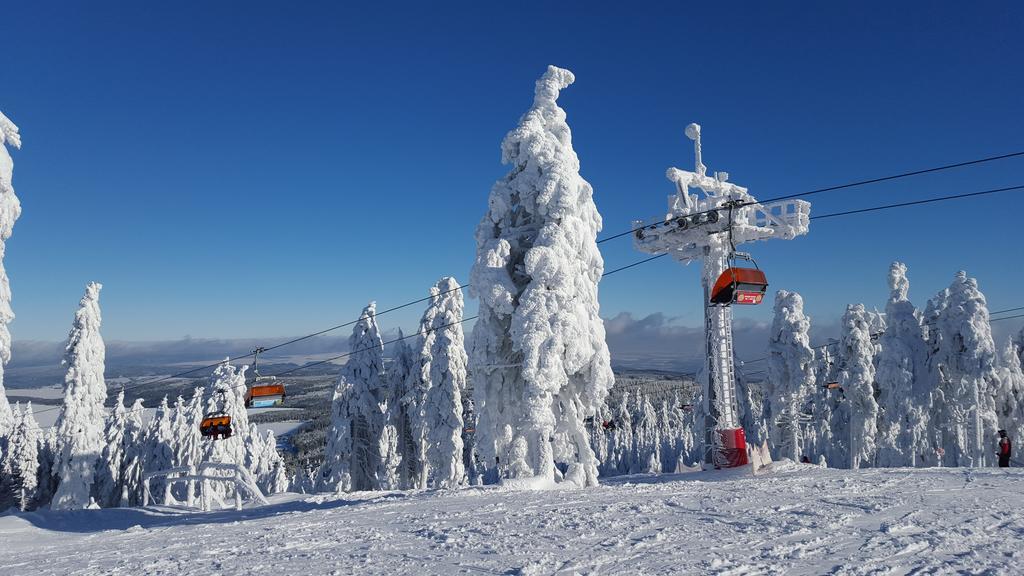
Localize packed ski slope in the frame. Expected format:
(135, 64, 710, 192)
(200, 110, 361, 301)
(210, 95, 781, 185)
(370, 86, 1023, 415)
(2, 465, 1022, 575)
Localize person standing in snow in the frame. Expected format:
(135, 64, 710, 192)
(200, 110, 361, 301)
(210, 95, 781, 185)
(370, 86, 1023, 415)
(997, 430, 1012, 468)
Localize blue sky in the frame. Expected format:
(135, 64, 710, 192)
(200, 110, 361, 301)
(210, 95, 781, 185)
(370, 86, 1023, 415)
(2, 1, 1023, 348)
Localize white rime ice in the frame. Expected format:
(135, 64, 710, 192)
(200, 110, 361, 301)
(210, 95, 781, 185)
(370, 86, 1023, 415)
(926, 271, 1000, 467)
(318, 303, 386, 492)
(874, 263, 928, 467)
(0, 111, 22, 440)
(414, 277, 467, 489)
(51, 282, 107, 510)
(838, 304, 878, 469)
(469, 65, 614, 487)
(765, 291, 815, 461)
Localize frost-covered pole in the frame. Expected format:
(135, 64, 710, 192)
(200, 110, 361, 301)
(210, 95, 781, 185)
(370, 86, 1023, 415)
(633, 124, 810, 468)
(0, 111, 22, 439)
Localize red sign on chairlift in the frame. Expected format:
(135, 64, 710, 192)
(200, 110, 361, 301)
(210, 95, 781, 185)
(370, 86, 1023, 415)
(735, 291, 763, 305)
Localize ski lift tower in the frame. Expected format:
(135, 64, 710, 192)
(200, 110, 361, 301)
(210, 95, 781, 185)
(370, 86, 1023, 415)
(632, 124, 811, 468)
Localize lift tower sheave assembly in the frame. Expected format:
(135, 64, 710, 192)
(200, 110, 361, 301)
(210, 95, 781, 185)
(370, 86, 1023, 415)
(632, 123, 811, 468)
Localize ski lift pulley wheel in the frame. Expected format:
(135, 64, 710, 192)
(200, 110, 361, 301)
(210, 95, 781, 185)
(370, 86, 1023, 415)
(200, 412, 233, 440)
(710, 254, 768, 306)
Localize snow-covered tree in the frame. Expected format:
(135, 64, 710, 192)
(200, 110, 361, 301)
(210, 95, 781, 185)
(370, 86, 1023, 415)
(387, 331, 419, 489)
(416, 277, 467, 489)
(765, 291, 816, 461)
(118, 399, 147, 506)
(93, 390, 130, 507)
(838, 304, 878, 469)
(874, 263, 929, 467)
(927, 271, 1000, 467)
(142, 396, 175, 502)
(610, 391, 635, 475)
(51, 282, 107, 510)
(461, 387, 482, 486)
(469, 65, 614, 488)
(178, 387, 205, 476)
(736, 363, 768, 448)
(318, 302, 386, 492)
(0, 403, 39, 510)
(635, 396, 661, 473)
(995, 340, 1024, 454)
(250, 429, 288, 495)
(0, 111, 22, 445)
(807, 344, 839, 466)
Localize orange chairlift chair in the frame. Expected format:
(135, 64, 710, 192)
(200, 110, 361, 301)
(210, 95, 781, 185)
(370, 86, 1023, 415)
(710, 253, 768, 306)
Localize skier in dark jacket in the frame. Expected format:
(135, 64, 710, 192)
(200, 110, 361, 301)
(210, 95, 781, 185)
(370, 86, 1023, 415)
(998, 430, 1012, 467)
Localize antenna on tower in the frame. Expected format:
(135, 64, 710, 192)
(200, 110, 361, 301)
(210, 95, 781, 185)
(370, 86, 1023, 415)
(685, 123, 706, 177)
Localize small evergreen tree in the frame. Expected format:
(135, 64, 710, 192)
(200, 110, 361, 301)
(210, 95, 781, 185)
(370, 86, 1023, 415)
(1, 404, 39, 510)
(52, 282, 108, 510)
(874, 263, 928, 467)
(766, 291, 815, 461)
(839, 304, 878, 469)
(318, 303, 386, 492)
(418, 277, 467, 489)
(928, 272, 1000, 467)
(93, 390, 130, 507)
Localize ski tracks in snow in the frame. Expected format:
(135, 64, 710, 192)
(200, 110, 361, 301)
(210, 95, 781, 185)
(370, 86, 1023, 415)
(1, 467, 1023, 575)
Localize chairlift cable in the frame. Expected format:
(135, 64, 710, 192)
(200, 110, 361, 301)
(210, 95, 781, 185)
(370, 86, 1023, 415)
(25, 179, 1024, 424)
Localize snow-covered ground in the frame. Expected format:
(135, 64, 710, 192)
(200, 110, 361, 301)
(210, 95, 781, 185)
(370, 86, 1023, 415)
(2, 465, 1022, 575)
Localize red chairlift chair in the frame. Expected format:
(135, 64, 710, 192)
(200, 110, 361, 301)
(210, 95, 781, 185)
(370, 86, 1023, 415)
(710, 254, 768, 306)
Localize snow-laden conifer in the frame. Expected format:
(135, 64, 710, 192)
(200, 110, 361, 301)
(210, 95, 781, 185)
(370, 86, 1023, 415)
(119, 399, 146, 506)
(469, 65, 613, 487)
(318, 302, 386, 492)
(143, 396, 175, 501)
(0, 111, 21, 442)
(766, 291, 815, 461)
(995, 340, 1024, 454)
(636, 396, 661, 473)
(611, 391, 634, 475)
(736, 364, 767, 447)
(417, 277, 467, 489)
(93, 390, 130, 507)
(839, 304, 878, 469)
(874, 263, 928, 467)
(52, 282, 107, 510)
(388, 331, 419, 489)
(927, 272, 1000, 467)
(1, 403, 39, 510)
